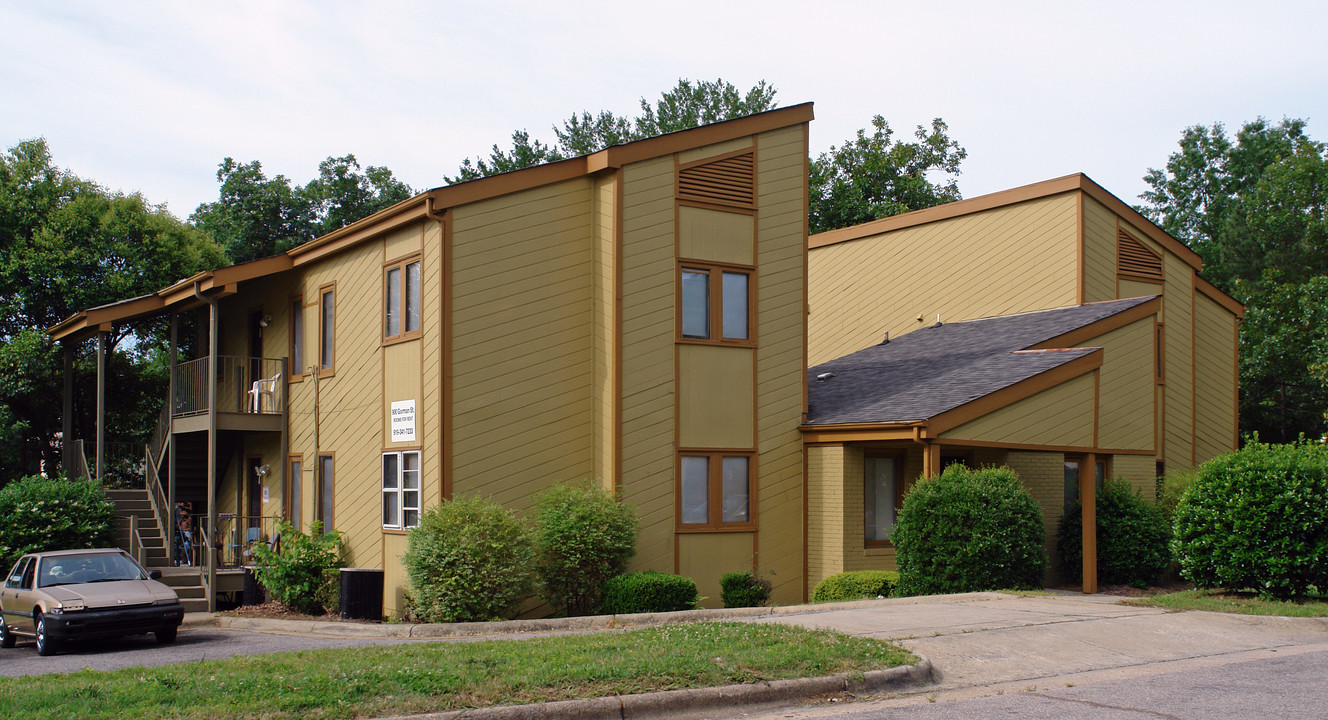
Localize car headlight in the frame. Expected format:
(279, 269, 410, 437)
(154, 598, 180, 606)
(51, 601, 84, 614)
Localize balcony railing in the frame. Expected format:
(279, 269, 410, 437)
(173, 356, 285, 417)
(179, 514, 284, 569)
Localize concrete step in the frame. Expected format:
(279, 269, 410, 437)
(113, 500, 153, 513)
(173, 586, 207, 599)
(180, 597, 209, 613)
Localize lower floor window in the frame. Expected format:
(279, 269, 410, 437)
(383, 450, 421, 529)
(865, 453, 902, 544)
(1064, 455, 1107, 515)
(679, 451, 753, 530)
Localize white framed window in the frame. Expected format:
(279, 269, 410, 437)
(382, 450, 421, 529)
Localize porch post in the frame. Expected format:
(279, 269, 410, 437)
(95, 329, 108, 482)
(61, 342, 73, 469)
(167, 312, 177, 564)
(1080, 452, 1098, 593)
(922, 442, 941, 478)
(207, 301, 219, 610)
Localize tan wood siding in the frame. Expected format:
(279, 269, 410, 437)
(1119, 278, 1163, 301)
(678, 137, 753, 166)
(619, 156, 678, 574)
(678, 532, 755, 609)
(1082, 196, 1117, 302)
(419, 219, 443, 510)
(1160, 244, 1195, 469)
(592, 173, 617, 491)
(941, 372, 1097, 447)
(1085, 317, 1155, 451)
(808, 193, 1079, 366)
(381, 532, 410, 618)
(382, 343, 421, 444)
(1193, 293, 1238, 462)
(753, 125, 808, 604)
(449, 178, 596, 510)
(678, 344, 754, 448)
(1112, 454, 1158, 502)
(678, 206, 754, 266)
(383, 222, 423, 261)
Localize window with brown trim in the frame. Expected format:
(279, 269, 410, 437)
(865, 452, 905, 545)
(384, 255, 421, 343)
(1064, 455, 1108, 516)
(317, 453, 334, 531)
(289, 296, 305, 380)
(678, 261, 753, 344)
(1155, 324, 1165, 383)
(678, 451, 755, 531)
(287, 455, 302, 528)
(318, 284, 335, 376)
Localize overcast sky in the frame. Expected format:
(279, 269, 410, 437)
(3, 0, 1326, 220)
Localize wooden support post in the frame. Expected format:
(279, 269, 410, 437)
(62, 342, 73, 466)
(923, 442, 942, 479)
(206, 301, 219, 611)
(95, 330, 108, 482)
(167, 313, 177, 564)
(1080, 452, 1098, 593)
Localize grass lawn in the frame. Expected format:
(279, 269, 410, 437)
(0, 622, 915, 720)
(1125, 589, 1328, 617)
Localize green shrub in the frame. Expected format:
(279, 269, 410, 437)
(1156, 468, 1199, 517)
(720, 570, 772, 608)
(402, 496, 535, 623)
(1173, 441, 1328, 599)
(1057, 479, 1171, 588)
(532, 482, 638, 616)
(599, 571, 698, 614)
(250, 521, 343, 614)
(0, 475, 115, 568)
(812, 570, 899, 602)
(893, 465, 1046, 596)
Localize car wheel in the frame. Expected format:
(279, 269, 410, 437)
(34, 613, 58, 656)
(0, 618, 14, 649)
(155, 626, 177, 644)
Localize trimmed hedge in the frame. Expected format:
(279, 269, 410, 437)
(1057, 479, 1171, 588)
(720, 570, 772, 608)
(402, 496, 535, 623)
(893, 465, 1046, 596)
(812, 570, 898, 603)
(0, 475, 116, 568)
(532, 482, 638, 617)
(1173, 441, 1328, 599)
(599, 571, 698, 614)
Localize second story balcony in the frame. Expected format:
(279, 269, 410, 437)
(171, 355, 286, 433)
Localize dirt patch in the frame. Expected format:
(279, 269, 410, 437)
(217, 601, 372, 623)
(1055, 578, 1192, 597)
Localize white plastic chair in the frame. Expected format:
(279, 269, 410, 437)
(248, 371, 281, 412)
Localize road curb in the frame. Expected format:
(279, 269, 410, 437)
(374, 657, 935, 720)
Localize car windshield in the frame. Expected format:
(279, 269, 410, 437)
(38, 553, 146, 588)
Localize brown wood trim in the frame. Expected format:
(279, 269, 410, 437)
(1232, 313, 1240, 450)
(438, 204, 454, 502)
(799, 424, 923, 443)
(317, 282, 336, 378)
(1026, 297, 1162, 350)
(809, 173, 1204, 272)
(929, 437, 1156, 455)
(677, 199, 758, 215)
(1080, 451, 1098, 593)
(1093, 368, 1101, 448)
(613, 169, 625, 498)
(1076, 189, 1086, 305)
(600, 103, 813, 169)
(800, 438, 809, 603)
(927, 349, 1104, 436)
(801, 123, 810, 421)
(1195, 273, 1246, 318)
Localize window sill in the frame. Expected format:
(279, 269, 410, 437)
(676, 337, 757, 349)
(676, 523, 757, 534)
(382, 333, 421, 348)
(381, 527, 412, 536)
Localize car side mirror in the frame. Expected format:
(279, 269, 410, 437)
(148, 570, 162, 580)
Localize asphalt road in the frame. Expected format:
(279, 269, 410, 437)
(736, 648, 1328, 719)
(0, 626, 420, 677)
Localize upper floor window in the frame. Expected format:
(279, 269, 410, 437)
(290, 296, 304, 378)
(384, 256, 421, 342)
(319, 284, 335, 375)
(679, 261, 752, 344)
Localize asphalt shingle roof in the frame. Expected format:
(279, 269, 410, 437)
(806, 297, 1158, 426)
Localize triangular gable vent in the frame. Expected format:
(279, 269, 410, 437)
(677, 152, 755, 209)
(1117, 229, 1163, 281)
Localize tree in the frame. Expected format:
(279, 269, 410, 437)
(445, 78, 779, 183)
(0, 139, 225, 479)
(1139, 118, 1328, 441)
(808, 116, 967, 233)
(192, 154, 415, 263)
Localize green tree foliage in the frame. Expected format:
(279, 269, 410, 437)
(808, 117, 967, 233)
(445, 78, 779, 183)
(0, 139, 225, 479)
(532, 482, 638, 617)
(191, 154, 414, 264)
(892, 465, 1046, 596)
(1057, 480, 1172, 588)
(402, 496, 535, 623)
(250, 521, 344, 614)
(1172, 441, 1328, 599)
(0, 475, 116, 568)
(1139, 118, 1328, 441)
(811, 570, 899, 603)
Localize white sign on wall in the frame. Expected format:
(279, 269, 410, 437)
(391, 399, 416, 442)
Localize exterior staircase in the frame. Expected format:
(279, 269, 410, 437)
(107, 488, 209, 612)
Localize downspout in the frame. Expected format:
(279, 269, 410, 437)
(192, 282, 219, 612)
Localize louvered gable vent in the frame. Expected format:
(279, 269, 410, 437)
(1117, 229, 1163, 281)
(677, 152, 755, 209)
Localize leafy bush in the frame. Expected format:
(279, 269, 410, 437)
(893, 465, 1046, 596)
(812, 570, 899, 602)
(532, 482, 638, 616)
(1173, 441, 1328, 599)
(402, 496, 535, 623)
(599, 571, 698, 614)
(1057, 479, 1171, 588)
(720, 570, 772, 608)
(250, 521, 343, 614)
(0, 475, 115, 568)
(1156, 468, 1199, 517)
